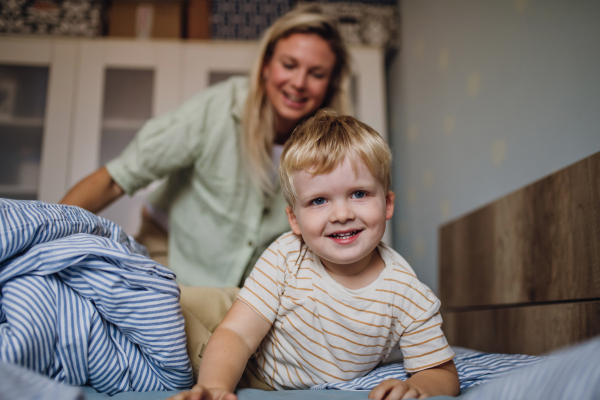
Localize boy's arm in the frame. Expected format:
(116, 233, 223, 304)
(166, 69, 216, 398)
(368, 360, 460, 400)
(168, 299, 272, 400)
(197, 299, 272, 391)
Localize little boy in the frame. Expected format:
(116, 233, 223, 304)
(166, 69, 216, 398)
(174, 110, 459, 400)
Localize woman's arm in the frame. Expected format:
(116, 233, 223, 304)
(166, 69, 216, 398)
(60, 167, 125, 213)
(169, 299, 273, 400)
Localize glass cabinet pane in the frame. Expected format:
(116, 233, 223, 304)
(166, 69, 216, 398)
(100, 68, 154, 166)
(99, 68, 154, 235)
(0, 65, 49, 200)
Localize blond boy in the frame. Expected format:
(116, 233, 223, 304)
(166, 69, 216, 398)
(173, 110, 459, 400)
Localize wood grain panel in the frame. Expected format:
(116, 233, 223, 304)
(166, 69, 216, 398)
(439, 151, 600, 308)
(442, 301, 600, 355)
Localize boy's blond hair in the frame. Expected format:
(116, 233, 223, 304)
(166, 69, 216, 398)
(280, 109, 392, 206)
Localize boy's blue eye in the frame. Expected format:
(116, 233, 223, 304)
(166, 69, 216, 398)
(352, 191, 366, 199)
(311, 197, 326, 206)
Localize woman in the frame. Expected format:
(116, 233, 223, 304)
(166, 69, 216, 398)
(60, 7, 351, 288)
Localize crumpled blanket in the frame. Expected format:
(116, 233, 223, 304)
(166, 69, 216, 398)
(311, 347, 545, 391)
(0, 199, 194, 394)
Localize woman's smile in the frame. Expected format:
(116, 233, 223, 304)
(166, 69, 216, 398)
(282, 90, 308, 108)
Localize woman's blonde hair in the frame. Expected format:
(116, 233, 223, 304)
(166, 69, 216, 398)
(280, 109, 392, 207)
(243, 6, 351, 195)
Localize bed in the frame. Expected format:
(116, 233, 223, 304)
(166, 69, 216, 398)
(2, 152, 599, 400)
(439, 150, 600, 355)
(436, 150, 600, 399)
(80, 151, 600, 399)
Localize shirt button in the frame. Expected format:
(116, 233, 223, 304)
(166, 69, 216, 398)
(263, 207, 270, 215)
(411, 280, 419, 289)
(248, 241, 254, 247)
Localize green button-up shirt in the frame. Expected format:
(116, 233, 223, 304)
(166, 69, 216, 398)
(106, 77, 290, 287)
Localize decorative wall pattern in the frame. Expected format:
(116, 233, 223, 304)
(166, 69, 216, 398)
(211, 0, 292, 40)
(0, 0, 100, 36)
(388, 0, 600, 292)
(297, 1, 399, 47)
(211, 0, 398, 45)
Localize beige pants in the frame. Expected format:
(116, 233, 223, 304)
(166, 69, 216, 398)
(180, 286, 273, 390)
(136, 211, 272, 390)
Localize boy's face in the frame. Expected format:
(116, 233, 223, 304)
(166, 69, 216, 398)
(285, 157, 394, 272)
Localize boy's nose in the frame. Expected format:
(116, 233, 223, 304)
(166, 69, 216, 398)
(329, 201, 355, 223)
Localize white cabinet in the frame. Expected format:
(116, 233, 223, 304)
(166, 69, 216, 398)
(69, 40, 182, 185)
(0, 36, 387, 239)
(180, 42, 259, 102)
(0, 38, 77, 203)
(69, 40, 182, 232)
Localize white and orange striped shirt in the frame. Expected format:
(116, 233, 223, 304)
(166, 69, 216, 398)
(238, 232, 454, 390)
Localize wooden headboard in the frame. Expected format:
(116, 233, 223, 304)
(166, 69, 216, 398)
(439, 151, 600, 355)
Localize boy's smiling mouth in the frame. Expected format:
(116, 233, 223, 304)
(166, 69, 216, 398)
(328, 229, 363, 244)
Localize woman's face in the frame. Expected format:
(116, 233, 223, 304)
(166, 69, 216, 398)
(263, 33, 337, 136)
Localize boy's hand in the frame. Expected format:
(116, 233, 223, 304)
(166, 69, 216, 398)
(368, 379, 425, 400)
(368, 361, 460, 400)
(166, 385, 237, 400)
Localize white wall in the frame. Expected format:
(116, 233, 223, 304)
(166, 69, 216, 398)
(388, 0, 600, 292)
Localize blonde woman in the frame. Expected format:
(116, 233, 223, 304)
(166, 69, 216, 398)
(60, 7, 351, 288)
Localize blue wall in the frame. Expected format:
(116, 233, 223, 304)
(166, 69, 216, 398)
(388, 0, 600, 293)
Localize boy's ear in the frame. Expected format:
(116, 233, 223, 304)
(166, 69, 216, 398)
(385, 191, 395, 221)
(285, 206, 303, 236)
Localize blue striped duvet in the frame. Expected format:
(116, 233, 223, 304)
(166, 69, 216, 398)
(312, 343, 545, 392)
(0, 199, 194, 394)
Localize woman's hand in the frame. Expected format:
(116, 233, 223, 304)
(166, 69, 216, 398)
(166, 385, 237, 400)
(368, 379, 426, 400)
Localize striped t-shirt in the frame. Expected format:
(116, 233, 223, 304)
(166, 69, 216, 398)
(238, 232, 454, 390)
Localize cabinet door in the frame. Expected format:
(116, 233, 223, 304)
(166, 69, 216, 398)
(0, 38, 77, 203)
(69, 40, 182, 234)
(181, 42, 258, 101)
(350, 47, 387, 142)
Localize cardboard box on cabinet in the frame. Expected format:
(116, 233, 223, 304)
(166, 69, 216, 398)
(109, 0, 182, 39)
(187, 0, 210, 39)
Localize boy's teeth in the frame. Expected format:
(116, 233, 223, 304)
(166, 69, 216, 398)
(332, 231, 358, 239)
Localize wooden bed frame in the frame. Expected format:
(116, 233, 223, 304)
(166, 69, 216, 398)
(439, 151, 600, 355)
